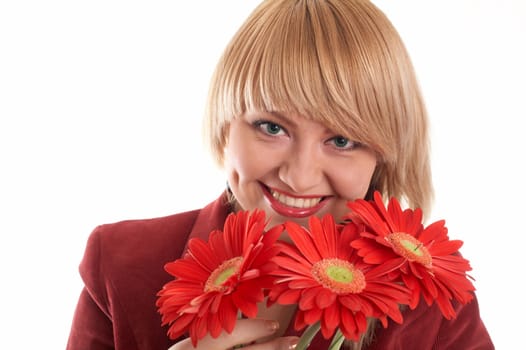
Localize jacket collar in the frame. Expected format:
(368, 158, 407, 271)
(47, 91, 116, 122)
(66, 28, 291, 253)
(183, 191, 232, 252)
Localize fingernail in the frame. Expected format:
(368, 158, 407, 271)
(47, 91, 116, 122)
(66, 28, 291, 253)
(289, 338, 299, 350)
(266, 319, 279, 332)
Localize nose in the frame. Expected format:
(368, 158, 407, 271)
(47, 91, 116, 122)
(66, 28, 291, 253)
(278, 143, 324, 193)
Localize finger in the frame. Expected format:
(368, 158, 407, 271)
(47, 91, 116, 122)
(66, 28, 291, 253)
(168, 318, 282, 350)
(200, 318, 281, 349)
(243, 336, 300, 350)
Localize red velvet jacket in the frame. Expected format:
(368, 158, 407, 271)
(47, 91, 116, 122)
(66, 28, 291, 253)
(67, 193, 494, 350)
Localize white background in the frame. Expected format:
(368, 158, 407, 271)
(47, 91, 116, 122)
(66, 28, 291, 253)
(1, 1, 524, 349)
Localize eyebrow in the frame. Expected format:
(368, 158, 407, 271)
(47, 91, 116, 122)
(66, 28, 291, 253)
(267, 110, 299, 128)
(268, 110, 336, 136)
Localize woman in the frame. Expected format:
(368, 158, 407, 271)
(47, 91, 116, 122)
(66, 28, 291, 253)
(67, 0, 494, 349)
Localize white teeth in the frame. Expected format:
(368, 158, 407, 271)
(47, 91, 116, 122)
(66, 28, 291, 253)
(271, 190, 321, 208)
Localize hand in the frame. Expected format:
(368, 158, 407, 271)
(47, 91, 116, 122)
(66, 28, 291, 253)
(167, 318, 299, 350)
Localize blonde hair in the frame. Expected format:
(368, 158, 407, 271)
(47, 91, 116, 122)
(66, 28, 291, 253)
(203, 0, 433, 216)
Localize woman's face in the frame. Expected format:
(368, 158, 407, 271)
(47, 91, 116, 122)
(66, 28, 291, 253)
(224, 110, 378, 230)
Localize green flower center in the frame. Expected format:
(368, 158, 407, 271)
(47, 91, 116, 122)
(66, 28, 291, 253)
(205, 256, 243, 292)
(312, 258, 366, 294)
(386, 232, 432, 267)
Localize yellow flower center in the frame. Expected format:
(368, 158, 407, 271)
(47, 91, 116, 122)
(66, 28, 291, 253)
(386, 232, 432, 267)
(205, 257, 243, 292)
(311, 258, 366, 294)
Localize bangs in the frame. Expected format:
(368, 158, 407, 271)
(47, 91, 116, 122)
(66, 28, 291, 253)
(245, 3, 369, 143)
(216, 1, 389, 153)
(208, 0, 418, 163)
(205, 0, 432, 215)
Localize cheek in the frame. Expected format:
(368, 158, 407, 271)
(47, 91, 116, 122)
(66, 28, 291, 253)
(224, 146, 253, 179)
(331, 156, 377, 199)
(224, 133, 270, 182)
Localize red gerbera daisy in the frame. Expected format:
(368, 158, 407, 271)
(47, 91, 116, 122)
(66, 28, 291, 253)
(268, 214, 410, 341)
(345, 191, 475, 319)
(156, 209, 284, 346)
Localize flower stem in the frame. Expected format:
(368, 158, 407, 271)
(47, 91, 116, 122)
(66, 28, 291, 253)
(295, 322, 321, 350)
(328, 329, 345, 350)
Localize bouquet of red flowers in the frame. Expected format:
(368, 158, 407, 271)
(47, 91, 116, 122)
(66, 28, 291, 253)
(156, 192, 475, 349)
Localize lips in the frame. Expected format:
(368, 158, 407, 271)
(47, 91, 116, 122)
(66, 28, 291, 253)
(260, 183, 329, 218)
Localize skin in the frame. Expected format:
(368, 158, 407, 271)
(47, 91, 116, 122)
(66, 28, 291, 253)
(225, 110, 378, 231)
(170, 110, 377, 349)
(168, 319, 299, 350)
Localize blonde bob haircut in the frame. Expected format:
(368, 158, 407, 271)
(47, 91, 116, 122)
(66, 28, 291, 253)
(204, 0, 434, 217)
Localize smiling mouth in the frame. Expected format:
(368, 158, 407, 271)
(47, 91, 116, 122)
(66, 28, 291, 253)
(260, 182, 332, 218)
(269, 189, 323, 208)
(259, 183, 329, 218)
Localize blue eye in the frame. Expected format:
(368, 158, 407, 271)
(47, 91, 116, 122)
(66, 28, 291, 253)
(254, 121, 285, 136)
(333, 136, 349, 148)
(265, 123, 282, 135)
(328, 136, 361, 150)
